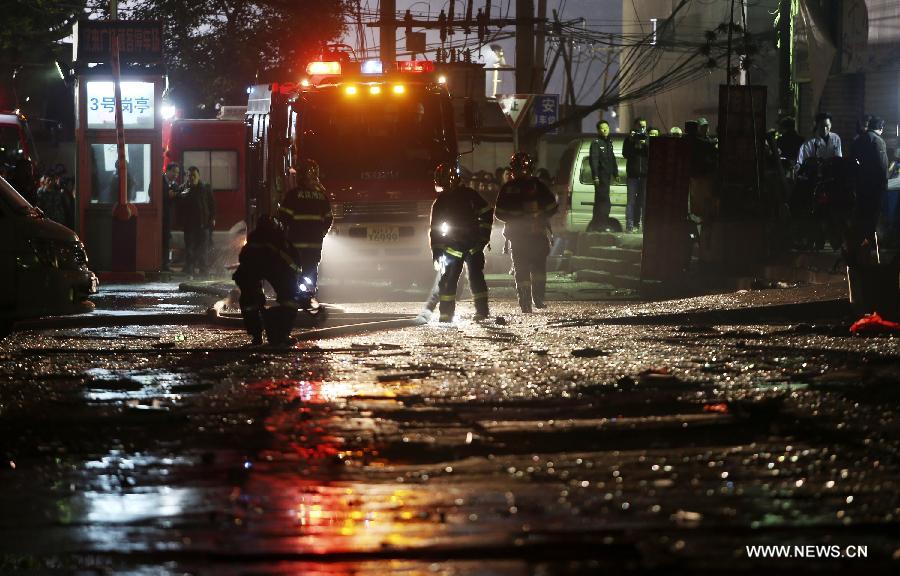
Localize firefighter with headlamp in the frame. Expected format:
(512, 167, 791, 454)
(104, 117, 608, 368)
(232, 215, 301, 346)
(495, 152, 558, 313)
(425, 162, 494, 322)
(276, 159, 333, 309)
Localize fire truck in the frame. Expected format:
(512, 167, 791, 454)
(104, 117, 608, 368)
(162, 108, 248, 265)
(245, 58, 460, 282)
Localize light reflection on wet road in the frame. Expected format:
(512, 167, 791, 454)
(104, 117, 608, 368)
(0, 282, 898, 573)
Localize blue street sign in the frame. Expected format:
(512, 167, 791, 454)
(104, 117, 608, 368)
(532, 94, 559, 135)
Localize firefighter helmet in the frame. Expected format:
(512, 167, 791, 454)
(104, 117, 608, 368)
(509, 152, 535, 176)
(256, 214, 284, 235)
(433, 162, 460, 192)
(298, 158, 320, 183)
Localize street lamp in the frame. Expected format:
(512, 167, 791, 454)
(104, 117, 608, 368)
(488, 44, 506, 99)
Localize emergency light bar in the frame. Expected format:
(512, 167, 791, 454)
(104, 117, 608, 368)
(397, 60, 435, 73)
(361, 59, 384, 75)
(306, 61, 342, 75)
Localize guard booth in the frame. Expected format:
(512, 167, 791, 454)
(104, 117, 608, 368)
(73, 20, 165, 273)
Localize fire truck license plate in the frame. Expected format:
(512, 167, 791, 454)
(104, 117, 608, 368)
(367, 226, 400, 242)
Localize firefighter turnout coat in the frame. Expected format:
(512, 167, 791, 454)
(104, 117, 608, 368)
(429, 184, 493, 256)
(277, 184, 334, 253)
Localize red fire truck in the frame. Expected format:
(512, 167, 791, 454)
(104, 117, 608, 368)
(246, 58, 460, 281)
(163, 107, 248, 264)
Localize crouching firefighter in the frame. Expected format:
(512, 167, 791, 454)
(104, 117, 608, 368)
(495, 152, 559, 312)
(277, 159, 333, 309)
(426, 162, 494, 322)
(232, 216, 302, 346)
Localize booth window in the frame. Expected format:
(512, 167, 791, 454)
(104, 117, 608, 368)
(89, 143, 152, 204)
(182, 150, 238, 191)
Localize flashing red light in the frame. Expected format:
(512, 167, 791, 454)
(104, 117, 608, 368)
(307, 61, 342, 75)
(397, 60, 435, 73)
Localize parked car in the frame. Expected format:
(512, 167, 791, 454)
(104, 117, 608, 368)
(0, 175, 98, 335)
(553, 134, 628, 232)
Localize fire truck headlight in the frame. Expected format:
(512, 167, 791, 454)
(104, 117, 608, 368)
(440, 222, 450, 237)
(345, 85, 358, 96)
(369, 85, 382, 95)
(392, 84, 405, 95)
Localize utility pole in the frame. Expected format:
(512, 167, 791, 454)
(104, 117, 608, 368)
(515, 0, 535, 94)
(778, 0, 794, 118)
(380, 0, 396, 68)
(535, 0, 547, 93)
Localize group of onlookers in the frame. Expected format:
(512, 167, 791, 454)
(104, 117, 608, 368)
(773, 112, 897, 252)
(1, 158, 76, 229)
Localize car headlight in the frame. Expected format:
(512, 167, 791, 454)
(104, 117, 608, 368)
(56, 241, 89, 270)
(20, 239, 89, 270)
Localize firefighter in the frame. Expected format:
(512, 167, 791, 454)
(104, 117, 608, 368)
(232, 216, 302, 346)
(426, 162, 494, 322)
(495, 152, 559, 313)
(276, 159, 333, 309)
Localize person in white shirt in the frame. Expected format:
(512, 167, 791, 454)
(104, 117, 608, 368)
(796, 112, 842, 175)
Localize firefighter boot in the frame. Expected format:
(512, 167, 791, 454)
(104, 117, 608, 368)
(517, 283, 533, 313)
(241, 305, 264, 345)
(472, 294, 489, 321)
(532, 273, 547, 309)
(263, 306, 296, 346)
(438, 296, 456, 323)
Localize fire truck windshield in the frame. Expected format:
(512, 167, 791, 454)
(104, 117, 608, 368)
(297, 89, 454, 186)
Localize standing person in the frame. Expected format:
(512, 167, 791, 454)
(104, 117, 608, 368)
(776, 117, 804, 165)
(495, 152, 558, 313)
(106, 160, 136, 204)
(587, 119, 619, 232)
(36, 175, 67, 224)
(161, 163, 181, 271)
(232, 215, 301, 346)
(852, 116, 889, 244)
(796, 112, 842, 173)
(424, 162, 493, 322)
(181, 166, 215, 276)
(276, 159, 332, 309)
(622, 117, 649, 232)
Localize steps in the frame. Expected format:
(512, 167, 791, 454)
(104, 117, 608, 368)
(566, 231, 647, 292)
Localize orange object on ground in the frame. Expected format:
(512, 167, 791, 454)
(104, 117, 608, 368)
(849, 312, 900, 334)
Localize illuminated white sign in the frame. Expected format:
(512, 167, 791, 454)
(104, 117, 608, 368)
(86, 81, 155, 129)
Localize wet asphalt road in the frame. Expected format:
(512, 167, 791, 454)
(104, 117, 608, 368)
(0, 282, 898, 574)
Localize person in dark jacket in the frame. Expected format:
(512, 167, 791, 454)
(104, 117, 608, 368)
(232, 215, 301, 346)
(621, 117, 649, 232)
(587, 119, 619, 232)
(852, 116, 889, 243)
(36, 173, 69, 225)
(276, 159, 333, 309)
(424, 162, 494, 322)
(776, 116, 804, 165)
(161, 163, 181, 271)
(181, 166, 215, 276)
(495, 152, 559, 313)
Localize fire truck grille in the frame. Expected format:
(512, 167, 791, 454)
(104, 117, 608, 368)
(336, 201, 430, 221)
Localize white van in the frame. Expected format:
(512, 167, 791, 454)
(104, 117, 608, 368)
(0, 175, 98, 334)
(553, 135, 628, 232)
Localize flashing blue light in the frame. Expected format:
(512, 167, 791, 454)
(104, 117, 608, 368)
(361, 59, 384, 75)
